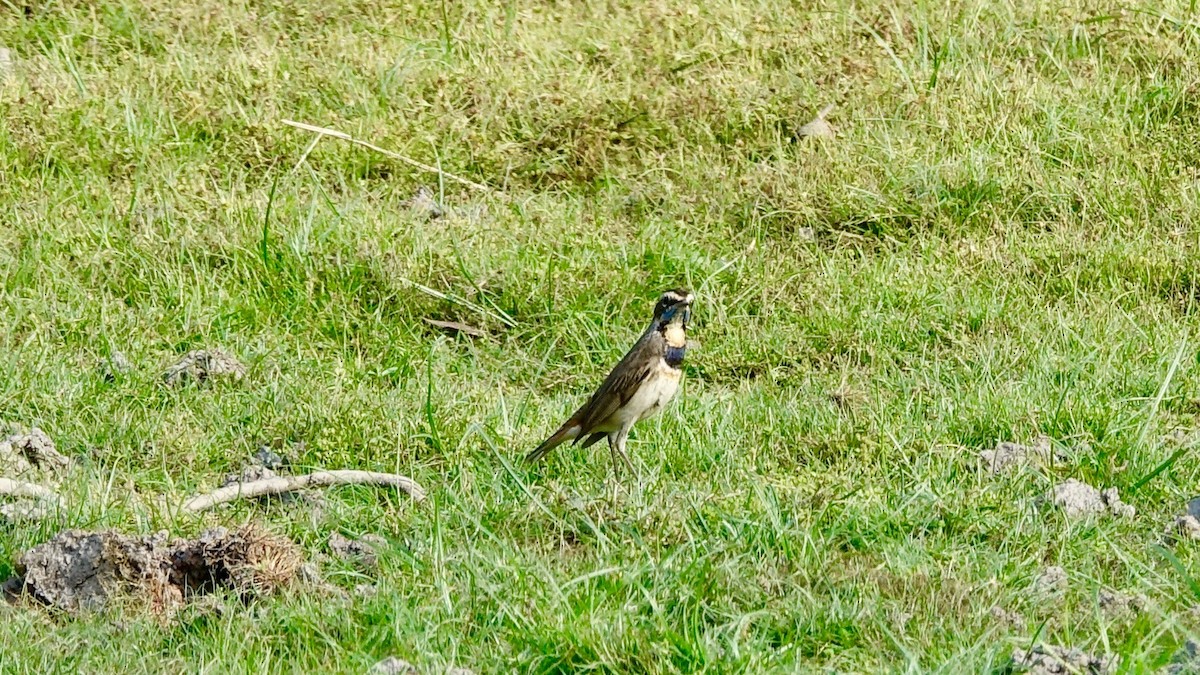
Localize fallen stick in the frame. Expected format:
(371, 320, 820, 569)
(0, 478, 61, 502)
(183, 470, 427, 513)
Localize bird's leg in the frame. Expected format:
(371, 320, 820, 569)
(605, 434, 623, 500)
(614, 428, 635, 478)
(606, 434, 622, 481)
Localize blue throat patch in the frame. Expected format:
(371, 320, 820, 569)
(665, 344, 686, 367)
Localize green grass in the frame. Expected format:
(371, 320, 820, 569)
(2, 0, 1200, 671)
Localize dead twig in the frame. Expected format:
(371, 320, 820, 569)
(182, 470, 426, 512)
(281, 119, 501, 197)
(0, 478, 61, 502)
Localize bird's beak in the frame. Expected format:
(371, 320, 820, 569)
(676, 294, 694, 324)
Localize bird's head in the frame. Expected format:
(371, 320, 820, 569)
(652, 288, 694, 329)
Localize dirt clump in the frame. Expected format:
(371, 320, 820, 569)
(15, 530, 178, 614)
(1, 427, 69, 523)
(1097, 589, 1145, 618)
(329, 532, 386, 571)
(1011, 644, 1114, 674)
(1050, 479, 1134, 519)
(989, 605, 1026, 629)
(1031, 566, 1068, 596)
(980, 437, 1066, 475)
(1166, 496, 1200, 544)
(162, 349, 246, 386)
(0, 427, 70, 476)
(103, 351, 133, 380)
(7, 524, 300, 616)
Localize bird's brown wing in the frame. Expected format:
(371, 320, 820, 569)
(572, 332, 659, 435)
(524, 330, 658, 465)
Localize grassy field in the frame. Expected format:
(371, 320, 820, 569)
(2, 0, 1200, 671)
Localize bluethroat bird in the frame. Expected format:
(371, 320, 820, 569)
(525, 289, 694, 477)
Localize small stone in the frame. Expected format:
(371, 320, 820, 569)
(1032, 566, 1068, 595)
(1012, 644, 1114, 674)
(1099, 487, 1135, 518)
(369, 656, 419, 675)
(162, 349, 245, 386)
(1187, 496, 1200, 520)
(298, 562, 323, 585)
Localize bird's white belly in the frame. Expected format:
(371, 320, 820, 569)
(618, 360, 681, 427)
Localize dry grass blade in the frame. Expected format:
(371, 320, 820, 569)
(400, 277, 517, 328)
(281, 119, 501, 197)
(424, 318, 488, 338)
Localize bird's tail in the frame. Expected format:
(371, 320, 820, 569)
(524, 422, 580, 464)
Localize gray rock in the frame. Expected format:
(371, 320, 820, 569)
(408, 186, 444, 221)
(104, 351, 133, 380)
(1168, 515, 1200, 543)
(221, 465, 277, 487)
